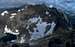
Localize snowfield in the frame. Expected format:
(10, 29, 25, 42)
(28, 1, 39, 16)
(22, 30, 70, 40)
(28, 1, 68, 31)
(29, 16, 56, 40)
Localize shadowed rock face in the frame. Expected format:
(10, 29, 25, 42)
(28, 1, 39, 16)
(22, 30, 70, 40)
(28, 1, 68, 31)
(0, 15, 9, 29)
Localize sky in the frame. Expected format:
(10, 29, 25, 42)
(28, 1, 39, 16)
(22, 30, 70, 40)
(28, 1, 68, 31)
(0, 0, 75, 12)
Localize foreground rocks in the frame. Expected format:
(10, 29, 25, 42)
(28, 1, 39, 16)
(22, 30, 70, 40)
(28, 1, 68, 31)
(0, 4, 72, 47)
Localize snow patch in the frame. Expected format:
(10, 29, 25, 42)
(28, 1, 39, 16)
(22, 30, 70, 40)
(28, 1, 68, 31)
(20, 35, 25, 43)
(10, 16, 15, 19)
(18, 9, 21, 12)
(21, 8, 24, 11)
(45, 11, 49, 15)
(4, 25, 19, 35)
(15, 29, 19, 32)
(11, 40, 16, 43)
(49, 5, 53, 8)
(31, 21, 53, 40)
(46, 22, 56, 35)
(30, 17, 56, 40)
(29, 17, 39, 23)
(10, 13, 17, 16)
(1, 11, 8, 16)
